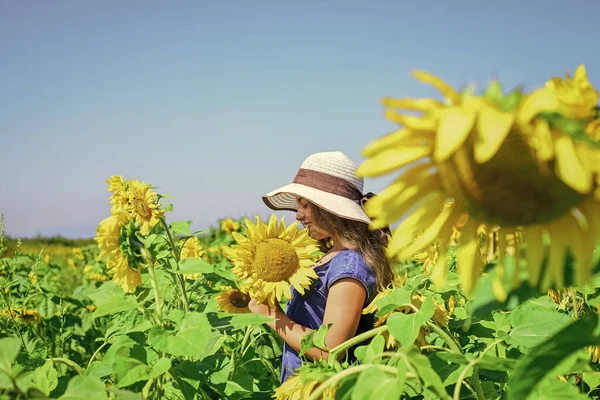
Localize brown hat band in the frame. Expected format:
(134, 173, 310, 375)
(293, 168, 362, 201)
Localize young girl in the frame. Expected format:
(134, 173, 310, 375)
(248, 151, 393, 383)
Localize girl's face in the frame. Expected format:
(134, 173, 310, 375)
(295, 196, 331, 240)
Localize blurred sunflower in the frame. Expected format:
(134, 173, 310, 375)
(273, 373, 337, 400)
(106, 175, 130, 215)
(358, 66, 600, 299)
(180, 236, 205, 280)
(226, 215, 320, 306)
(221, 218, 241, 233)
(215, 286, 251, 313)
(0, 308, 40, 324)
(127, 180, 164, 235)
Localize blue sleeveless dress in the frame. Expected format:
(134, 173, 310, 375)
(280, 249, 377, 383)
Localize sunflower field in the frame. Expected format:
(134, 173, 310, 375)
(2, 64, 600, 399)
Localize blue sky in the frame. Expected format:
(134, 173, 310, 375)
(1, 0, 599, 238)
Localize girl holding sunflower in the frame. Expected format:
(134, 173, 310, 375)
(249, 151, 393, 383)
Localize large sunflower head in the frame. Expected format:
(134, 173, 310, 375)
(215, 286, 251, 314)
(358, 67, 600, 298)
(226, 214, 320, 306)
(127, 179, 164, 236)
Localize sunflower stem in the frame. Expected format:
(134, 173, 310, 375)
(160, 218, 190, 312)
(327, 325, 388, 366)
(452, 339, 502, 400)
(147, 265, 163, 325)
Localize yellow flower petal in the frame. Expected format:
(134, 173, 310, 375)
(518, 88, 559, 124)
(434, 107, 476, 162)
(554, 136, 592, 193)
(474, 107, 515, 163)
(356, 146, 431, 178)
(412, 69, 461, 105)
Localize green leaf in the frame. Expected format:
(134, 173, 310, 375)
(352, 367, 386, 400)
(387, 297, 434, 348)
(170, 221, 193, 237)
(33, 360, 58, 395)
(355, 334, 385, 364)
(436, 352, 517, 372)
(175, 258, 214, 274)
(375, 287, 412, 317)
(372, 379, 403, 400)
(58, 375, 107, 400)
(88, 284, 138, 319)
(507, 299, 572, 351)
(527, 376, 589, 400)
(314, 323, 331, 350)
(508, 313, 600, 400)
(211, 313, 274, 330)
(0, 337, 21, 377)
(583, 371, 600, 391)
(114, 357, 171, 389)
(148, 312, 212, 357)
(406, 347, 449, 399)
(105, 388, 144, 400)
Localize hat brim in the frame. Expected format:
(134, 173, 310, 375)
(262, 183, 371, 225)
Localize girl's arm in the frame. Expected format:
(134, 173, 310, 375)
(248, 278, 367, 361)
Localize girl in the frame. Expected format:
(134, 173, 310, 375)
(248, 151, 393, 383)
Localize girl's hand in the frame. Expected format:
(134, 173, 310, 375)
(248, 298, 277, 318)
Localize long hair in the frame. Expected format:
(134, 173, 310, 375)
(309, 202, 393, 291)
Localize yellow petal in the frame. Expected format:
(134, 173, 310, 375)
(543, 219, 569, 289)
(266, 214, 278, 238)
(386, 194, 446, 258)
(455, 219, 483, 294)
(367, 173, 442, 230)
(532, 119, 554, 161)
(412, 70, 461, 105)
(384, 109, 437, 131)
(382, 97, 443, 112)
(362, 129, 412, 158)
(474, 107, 515, 163)
(518, 88, 559, 124)
(554, 136, 592, 193)
(398, 204, 457, 259)
(434, 108, 476, 162)
(356, 146, 431, 178)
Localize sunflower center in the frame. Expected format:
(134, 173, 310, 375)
(438, 130, 584, 226)
(251, 238, 300, 282)
(133, 197, 152, 219)
(229, 290, 251, 308)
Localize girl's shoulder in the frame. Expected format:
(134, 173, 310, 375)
(324, 249, 377, 303)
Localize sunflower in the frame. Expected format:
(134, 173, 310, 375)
(95, 215, 143, 293)
(0, 308, 41, 324)
(226, 215, 320, 306)
(127, 179, 164, 236)
(180, 236, 205, 280)
(221, 218, 241, 233)
(87, 272, 110, 282)
(363, 290, 452, 348)
(358, 67, 600, 300)
(215, 286, 251, 313)
(273, 374, 337, 400)
(106, 175, 130, 215)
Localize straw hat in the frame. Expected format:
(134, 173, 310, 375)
(262, 151, 372, 224)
